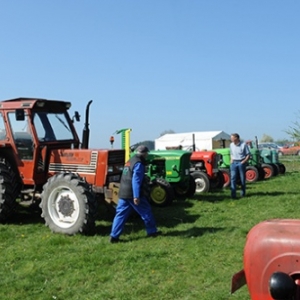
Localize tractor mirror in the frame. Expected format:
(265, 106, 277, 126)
(15, 109, 25, 121)
(74, 111, 80, 122)
(72, 111, 80, 123)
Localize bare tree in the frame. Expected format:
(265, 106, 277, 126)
(285, 110, 300, 141)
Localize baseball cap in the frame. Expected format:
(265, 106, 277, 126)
(136, 145, 150, 153)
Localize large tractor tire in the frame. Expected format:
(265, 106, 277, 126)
(261, 163, 274, 179)
(270, 163, 279, 176)
(0, 161, 21, 222)
(40, 173, 98, 235)
(149, 177, 174, 207)
(219, 168, 230, 188)
(191, 171, 210, 194)
(186, 175, 196, 197)
(258, 166, 265, 180)
(174, 175, 196, 199)
(245, 166, 259, 183)
(210, 171, 225, 189)
(277, 163, 286, 174)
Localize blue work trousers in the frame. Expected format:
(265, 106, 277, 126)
(230, 162, 246, 198)
(110, 197, 157, 239)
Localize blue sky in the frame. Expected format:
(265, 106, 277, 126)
(0, 1, 299, 148)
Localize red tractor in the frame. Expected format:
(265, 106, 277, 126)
(231, 219, 300, 299)
(190, 150, 224, 194)
(0, 98, 125, 235)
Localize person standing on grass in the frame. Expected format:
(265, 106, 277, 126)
(109, 145, 161, 243)
(230, 133, 250, 199)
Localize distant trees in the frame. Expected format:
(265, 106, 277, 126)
(260, 134, 274, 143)
(160, 129, 175, 137)
(131, 140, 154, 150)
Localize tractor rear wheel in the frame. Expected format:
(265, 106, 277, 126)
(191, 171, 210, 194)
(40, 173, 98, 235)
(210, 171, 225, 189)
(149, 178, 174, 207)
(270, 163, 279, 176)
(258, 166, 265, 180)
(261, 163, 274, 179)
(245, 166, 259, 183)
(0, 162, 21, 222)
(277, 163, 286, 174)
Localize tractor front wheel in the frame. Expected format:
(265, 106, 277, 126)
(261, 163, 274, 179)
(245, 166, 259, 183)
(40, 173, 98, 235)
(219, 168, 230, 188)
(174, 175, 196, 198)
(191, 171, 210, 194)
(149, 178, 174, 207)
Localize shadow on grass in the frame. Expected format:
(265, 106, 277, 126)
(167, 226, 226, 237)
(6, 203, 44, 225)
(252, 191, 293, 197)
(95, 199, 201, 237)
(192, 190, 229, 202)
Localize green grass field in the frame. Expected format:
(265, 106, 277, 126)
(0, 158, 299, 300)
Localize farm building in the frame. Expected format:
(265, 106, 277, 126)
(155, 131, 231, 151)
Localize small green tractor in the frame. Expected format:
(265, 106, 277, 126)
(259, 148, 286, 177)
(145, 149, 196, 207)
(247, 148, 265, 182)
(215, 147, 264, 186)
(112, 132, 196, 207)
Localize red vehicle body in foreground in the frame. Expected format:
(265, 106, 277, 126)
(232, 219, 300, 300)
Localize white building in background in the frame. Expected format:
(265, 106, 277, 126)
(155, 131, 231, 151)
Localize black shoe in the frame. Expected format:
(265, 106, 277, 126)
(147, 231, 162, 238)
(109, 236, 120, 243)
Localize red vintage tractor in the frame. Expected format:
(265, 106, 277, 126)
(0, 98, 125, 235)
(231, 219, 300, 299)
(190, 150, 224, 194)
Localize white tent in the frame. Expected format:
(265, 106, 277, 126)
(155, 131, 231, 151)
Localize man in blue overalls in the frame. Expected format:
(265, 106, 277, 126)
(230, 133, 250, 199)
(109, 145, 161, 243)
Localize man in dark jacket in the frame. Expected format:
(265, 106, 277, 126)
(109, 145, 161, 243)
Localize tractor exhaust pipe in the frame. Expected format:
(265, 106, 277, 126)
(255, 136, 258, 149)
(192, 133, 196, 151)
(82, 100, 93, 149)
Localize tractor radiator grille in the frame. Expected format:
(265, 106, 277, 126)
(108, 150, 125, 165)
(49, 151, 98, 174)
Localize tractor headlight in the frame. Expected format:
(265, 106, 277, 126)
(108, 166, 114, 173)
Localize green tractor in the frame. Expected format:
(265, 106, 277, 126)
(251, 137, 285, 179)
(214, 148, 231, 187)
(113, 130, 195, 207)
(215, 147, 264, 186)
(247, 148, 265, 182)
(259, 148, 286, 177)
(145, 150, 196, 207)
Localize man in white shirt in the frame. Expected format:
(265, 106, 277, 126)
(230, 133, 250, 199)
